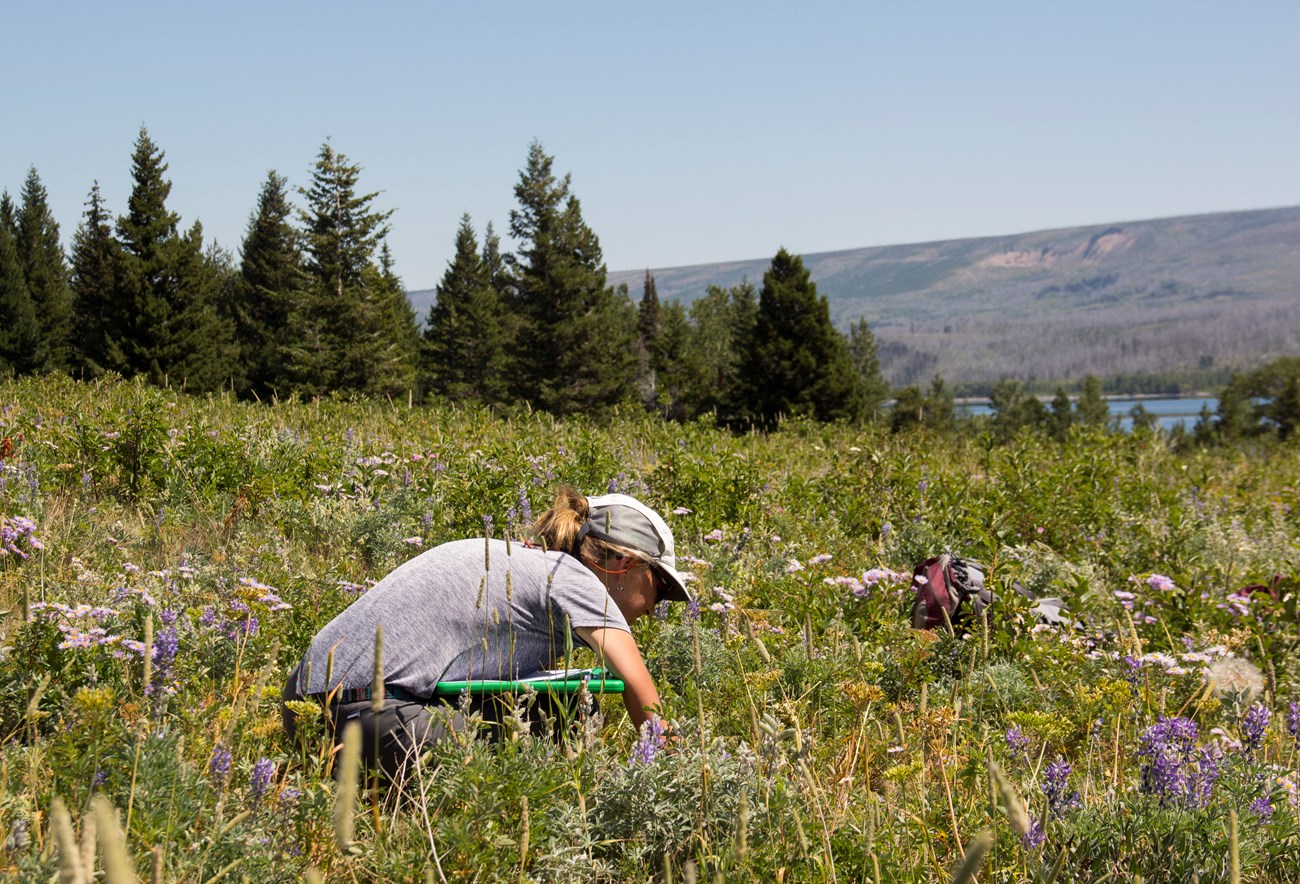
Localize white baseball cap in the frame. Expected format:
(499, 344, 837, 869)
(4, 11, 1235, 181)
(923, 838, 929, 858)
(579, 493, 691, 603)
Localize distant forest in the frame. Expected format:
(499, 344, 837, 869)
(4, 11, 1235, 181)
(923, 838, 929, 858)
(2, 129, 1296, 441)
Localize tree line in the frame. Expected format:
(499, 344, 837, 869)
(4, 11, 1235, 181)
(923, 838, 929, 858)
(2, 128, 1294, 442)
(0, 130, 889, 427)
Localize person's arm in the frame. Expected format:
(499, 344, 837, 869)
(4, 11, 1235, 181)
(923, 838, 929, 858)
(574, 625, 660, 729)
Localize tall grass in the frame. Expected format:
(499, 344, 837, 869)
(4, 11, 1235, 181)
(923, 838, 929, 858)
(1, 373, 1299, 881)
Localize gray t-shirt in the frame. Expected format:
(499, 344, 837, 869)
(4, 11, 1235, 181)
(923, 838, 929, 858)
(301, 538, 630, 696)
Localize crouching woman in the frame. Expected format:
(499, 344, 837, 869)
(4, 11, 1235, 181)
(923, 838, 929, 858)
(281, 488, 690, 778)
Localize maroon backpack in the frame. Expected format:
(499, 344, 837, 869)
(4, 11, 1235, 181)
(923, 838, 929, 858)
(910, 554, 992, 630)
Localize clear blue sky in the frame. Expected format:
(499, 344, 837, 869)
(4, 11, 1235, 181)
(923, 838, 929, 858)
(4, 0, 1297, 292)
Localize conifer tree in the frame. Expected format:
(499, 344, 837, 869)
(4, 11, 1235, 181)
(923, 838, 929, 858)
(847, 317, 890, 421)
(506, 141, 634, 414)
(422, 214, 509, 404)
(989, 378, 1047, 440)
(113, 126, 233, 391)
(736, 248, 864, 426)
(687, 280, 757, 421)
(1075, 375, 1110, 427)
(1049, 388, 1074, 440)
(373, 242, 421, 397)
(236, 170, 304, 398)
(16, 168, 73, 372)
(69, 182, 120, 376)
(651, 300, 696, 419)
(290, 141, 413, 397)
(636, 270, 661, 407)
(0, 196, 41, 375)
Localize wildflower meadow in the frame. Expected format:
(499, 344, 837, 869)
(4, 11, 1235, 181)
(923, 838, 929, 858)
(2, 374, 1299, 882)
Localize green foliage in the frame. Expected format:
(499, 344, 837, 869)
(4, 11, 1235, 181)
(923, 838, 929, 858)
(235, 170, 306, 400)
(0, 193, 42, 376)
(421, 214, 509, 405)
(107, 127, 236, 392)
(737, 248, 865, 427)
(290, 141, 415, 399)
(68, 181, 121, 378)
(15, 168, 72, 373)
(506, 141, 636, 415)
(2, 374, 1300, 881)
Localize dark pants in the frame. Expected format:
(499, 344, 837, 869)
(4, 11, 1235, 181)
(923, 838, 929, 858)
(280, 664, 599, 783)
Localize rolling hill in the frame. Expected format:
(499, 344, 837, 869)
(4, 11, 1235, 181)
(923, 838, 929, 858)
(414, 206, 1300, 391)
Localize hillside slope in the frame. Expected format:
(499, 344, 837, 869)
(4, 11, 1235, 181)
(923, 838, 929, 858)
(607, 206, 1300, 388)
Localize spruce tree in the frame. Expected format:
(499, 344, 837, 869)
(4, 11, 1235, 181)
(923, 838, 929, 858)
(1075, 375, 1110, 427)
(113, 126, 234, 391)
(847, 317, 890, 421)
(1049, 388, 1074, 440)
(506, 141, 634, 414)
(651, 300, 696, 419)
(687, 280, 756, 421)
(370, 241, 420, 397)
(69, 182, 120, 377)
(422, 214, 509, 404)
(636, 270, 661, 407)
(291, 141, 412, 397)
(16, 168, 73, 372)
(736, 248, 864, 427)
(236, 170, 305, 398)
(0, 196, 41, 375)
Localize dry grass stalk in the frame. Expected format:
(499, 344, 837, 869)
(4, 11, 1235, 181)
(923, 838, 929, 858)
(988, 759, 1030, 840)
(79, 808, 96, 882)
(51, 796, 86, 884)
(372, 623, 385, 713)
(949, 831, 993, 884)
(333, 719, 362, 853)
(93, 794, 137, 884)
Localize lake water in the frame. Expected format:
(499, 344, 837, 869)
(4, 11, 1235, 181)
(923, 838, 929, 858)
(957, 397, 1216, 432)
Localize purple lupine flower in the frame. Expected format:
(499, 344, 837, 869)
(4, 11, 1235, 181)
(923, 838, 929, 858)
(654, 600, 671, 621)
(482, 514, 494, 536)
(198, 607, 217, 627)
(147, 626, 179, 697)
(686, 596, 701, 622)
(1242, 704, 1271, 756)
(1042, 758, 1081, 816)
(1250, 797, 1275, 818)
(1287, 702, 1300, 747)
(208, 743, 232, 788)
(1005, 725, 1029, 761)
(249, 758, 275, 805)
(1138, 716, 1219, 808)
(629, 717, 666, 766)
(1021, 816, 1046, 849)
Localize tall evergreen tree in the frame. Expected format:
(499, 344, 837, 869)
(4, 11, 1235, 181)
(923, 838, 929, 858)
(290, 141, 412, 397)
(636, 270, 661, 407)
(687, 280, 757, 421)
(736, 248, 864, 426)
(113, 126, 234, 391)
(989, 378, 1048, 440)
(16, 168, 73, 372)
(0, 195, 41, 375)
(505, 141, 634, 414)
(422, 214, 509, 404)
(69, 182, 120, 377)
(1049, 388, 1074, 440)
(373, 242, 421, 397)
(235, 170, 304, 398)
(1075, 375, 1110, 427)
(847, 317, 890, 421)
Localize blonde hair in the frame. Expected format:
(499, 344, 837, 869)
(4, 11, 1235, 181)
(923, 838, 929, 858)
(530, 486, 641, 566)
